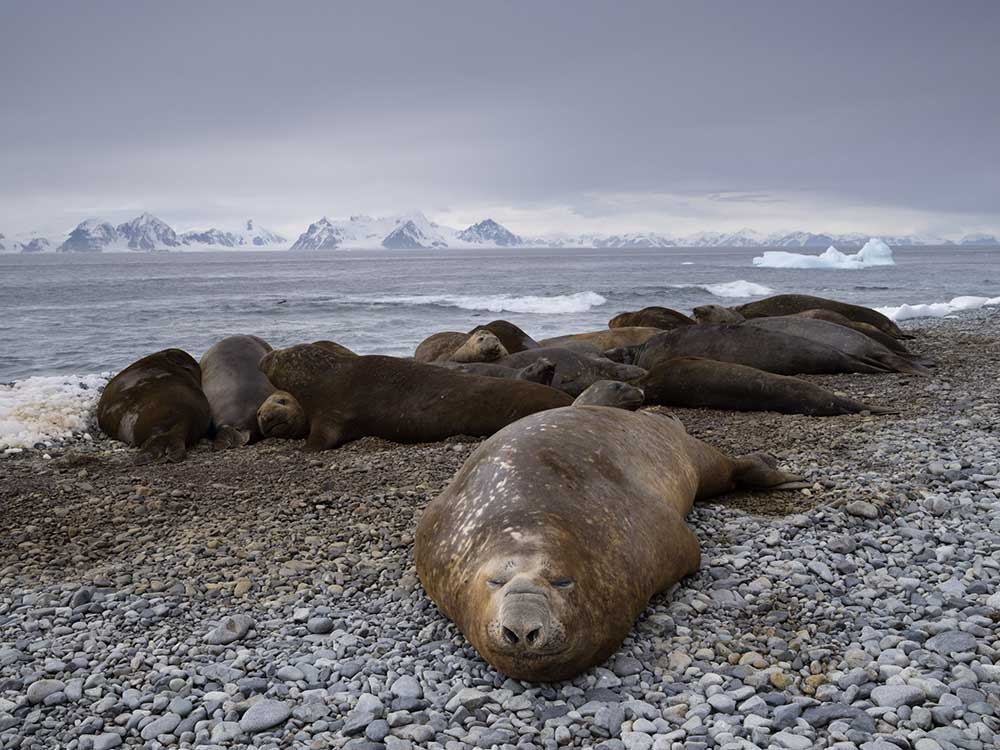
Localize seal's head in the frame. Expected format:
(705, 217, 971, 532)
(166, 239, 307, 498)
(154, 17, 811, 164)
(450, 331, 509, 363)
(516, 358, 556, 386)
(256, 390, 308, 439)
(572, 380, 645, 410)
(692, 304, 745, 325)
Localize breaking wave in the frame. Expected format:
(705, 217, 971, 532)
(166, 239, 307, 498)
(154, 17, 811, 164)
(877, 295, 1000, 321)
(670, 280, 774, 298)
(1, 374, 107, 451)
(360, 291, 608, 314)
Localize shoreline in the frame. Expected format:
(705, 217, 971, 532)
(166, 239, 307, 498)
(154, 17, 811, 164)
(1, 310, 999, 749)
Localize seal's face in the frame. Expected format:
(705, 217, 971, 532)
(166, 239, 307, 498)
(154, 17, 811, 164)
(573, 380, 645, 410)
(452, 331, 508, 363)
(257, 391, 309, 439)
(472, 551, 587, 681)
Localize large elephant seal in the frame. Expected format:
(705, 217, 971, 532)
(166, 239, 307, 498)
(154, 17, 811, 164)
(632, 324, 920, 376)
(414, 330, 508, 363)
(257, 391, 309, 439)
(199, 335, 275, 449)
(635, 357, 897, 416)
(259, 345, 572, 450)
(538, 327, 662, 351)
(97, 349, 211, 463)
(788, 310, 918, 357)
(693, 304, 745, 325)
(609, 307, 694, 330)
(415, 406, 804, 681)
(742, 317, 928, 375)
(312, 340, 358, 358)
(498, 347, 646, 397)
(469, 320, 540, 353)
(572, 380, 644, 409)
(733, 294, 910, 339)
(439, 359, 556, 386)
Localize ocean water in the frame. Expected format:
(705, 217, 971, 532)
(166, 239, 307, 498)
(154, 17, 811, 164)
(1, 245, 999, 382)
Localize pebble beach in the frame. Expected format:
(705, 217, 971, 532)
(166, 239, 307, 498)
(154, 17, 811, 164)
(1, 310, 999, 750)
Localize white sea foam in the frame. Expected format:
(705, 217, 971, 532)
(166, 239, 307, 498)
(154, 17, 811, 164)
(671, 280, 774, 298)
(0, 374, 108, 451)
(877, 295, 1000, 321)
(363, 291, 608, 314)
(752, 237, 895, 270)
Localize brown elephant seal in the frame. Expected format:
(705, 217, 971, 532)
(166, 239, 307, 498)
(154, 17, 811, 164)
(609, 307, 694, 330)
(572, 380, 644, 409)
(632, 324, 918, 376)
(635, 357, 897, 415)
(259, 344, 572, 450)
(312, 340, 358, 358)
(693, 304, 746, 325)
(257, 391, 309, 440)
(498, 347, 646, 397)
(439, 358, 556, 386)
(733, 294, 910, 339)
(742, 318, 928, 375)
(414, 406, 805, 681)
(414, 330, 508, 363)
(788, 310, 919, 357)
(539, 327, 662, 351)
(200, 335, 275, 449)
(469, 320, 540, 353)
(97, 349, 211, 463)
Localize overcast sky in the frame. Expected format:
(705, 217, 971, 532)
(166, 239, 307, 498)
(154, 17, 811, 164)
(1, 1, 998, 238)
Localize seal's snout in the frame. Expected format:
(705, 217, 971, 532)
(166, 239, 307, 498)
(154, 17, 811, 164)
(498, 599, 550, 652)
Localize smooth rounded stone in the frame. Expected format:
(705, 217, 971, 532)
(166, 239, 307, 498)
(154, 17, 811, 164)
(871, 685, 925, 708)
(344, 694, 387, 735)
(140, 712, 181, 741)
(707, 694, 736, 713)
(924, 630, 977, 654)
(914, 739, 943, 750)
(987, 592, 1000, 610)
(621, 731, 653, 750)
(366, 718, 391, 742)
(276, 665, 305, 682)
(211, 721, 244, 743)
(92, 734, 123, 750)
(169, 697, 193, 717)
(239, 699, 292, 733)
(391, 675, 424, 700)
(26, 679, 65, 705)
(204, 614, 254, 645)
(307, 616, 334, 634)
(772, 731, 815, 750)
(845, 501, 878, 519)
(445, 688, 490, 712)
(612, 655, 643, 677)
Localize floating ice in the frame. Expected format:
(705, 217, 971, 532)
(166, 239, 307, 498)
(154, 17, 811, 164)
(753, 238, 895, 270)
(362, 291, 608, 314)
(0, 374, 108, 451)
(671, 280, 774, 298)
(877, 295, 1000, 321)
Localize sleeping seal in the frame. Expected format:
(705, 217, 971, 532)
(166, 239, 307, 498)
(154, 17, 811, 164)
(414, 330, 508, 363)
(199, 334, 275, 449)
(608, 307, 695, 330)
(259, 344, 571, 450)
(469, 320, 540, 353)
(498, 347, 646, 397)
(733, 294, 910, 339)
(415, 406, 804, 681)
(538, 327, 662, 351)
(97, 349, 211, 463)
(439, 358, 556, 386)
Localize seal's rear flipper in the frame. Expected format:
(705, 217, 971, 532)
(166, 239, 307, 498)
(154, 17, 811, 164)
(138, 431, 188, 464)
(733, 452, 807, 489)
(213, 425, 252, 451)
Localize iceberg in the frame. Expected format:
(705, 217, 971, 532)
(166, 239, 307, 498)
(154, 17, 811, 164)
(752, 238, 895, 270)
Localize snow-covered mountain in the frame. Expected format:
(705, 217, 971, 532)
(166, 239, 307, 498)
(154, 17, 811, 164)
(959, 233, 999, 246)
(456, 219, 523, 246)
(60, 220, 122, 252)
(116, 213, 180, 250)
(382, 219, 448, 249)
(289, 217, 348, 250)
(16, 238, 53, 253)
(181, 220, 286, 249)
(290, 213, 513, 250)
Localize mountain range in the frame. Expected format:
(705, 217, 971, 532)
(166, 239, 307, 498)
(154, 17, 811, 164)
(1, 212, 997, 252)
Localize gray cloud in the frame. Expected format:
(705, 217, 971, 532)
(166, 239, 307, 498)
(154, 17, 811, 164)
(1, 0, 998, 237)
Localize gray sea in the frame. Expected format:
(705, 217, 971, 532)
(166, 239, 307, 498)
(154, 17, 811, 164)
(1, 245, 998, 381)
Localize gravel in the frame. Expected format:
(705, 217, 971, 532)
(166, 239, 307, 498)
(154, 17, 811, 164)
(2, 309, 999, 749)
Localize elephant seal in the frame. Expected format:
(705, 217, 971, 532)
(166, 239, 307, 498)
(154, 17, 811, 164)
(97, 349, 211, 463)
(200, 335, 275, 449)
(609, 307, 694, 330)
(788, 310, 918, 357)
(414, 406, 805, 681)
(440, 358, 556, 386)
(257, 391, 309, 440)
(632, 324, 915, 375)
(572, 380, 644, 409)
(414, 330, 508, 363)
(469, 320, 540, 353)
(259, 344, 572, 450)
(498, 347, 646, 397)
(635, 357, 897, 416)
(741, 318, 928, 375)
(733, 294, 910, 339)
(693, 304, 745, 325)
(312, 340, 358, 358)
(538, 327, 662, 351)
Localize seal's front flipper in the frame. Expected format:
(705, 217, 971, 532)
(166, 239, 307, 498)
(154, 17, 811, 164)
(304, 421, 345, 452)
(733, 452, 807, 489)
(212, 425, 252, 451)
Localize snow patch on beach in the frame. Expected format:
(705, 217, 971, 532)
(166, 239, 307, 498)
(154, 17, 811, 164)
(878, 295, 1000, 321)
(672, 280, 774, 298)
(362, 291, 608, 314)
(1, 374, 107, 451)
(753, 238, 895, 270)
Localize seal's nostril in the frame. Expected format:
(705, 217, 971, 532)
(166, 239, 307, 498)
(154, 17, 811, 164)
(526, 628, 541, 645)
(502, 627, 519, 645)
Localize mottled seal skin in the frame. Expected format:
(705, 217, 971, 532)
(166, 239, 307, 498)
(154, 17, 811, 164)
(312, 340, 358, 358)
(259, 344, 572, 450)
(635, 357, 897, 416)
(414, 330, 508, 363)
(632, 324, 916, 376)
(498, 347, 646, 397)
(693, 304, 745, 325)
(609, 307, 694, 330)
(572, 380, 645, 410)
(97, 348, 211, 464)
(538, 327, 663, 351)
(199, 335, 275, 449)
(414, 331, 468, 362)
(439, 358, 556, 386)
(414, 406, 804, 682)
(733, 294, 911, 339)
(469, 320, 540, 353)
(742, 318, 928, 376)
